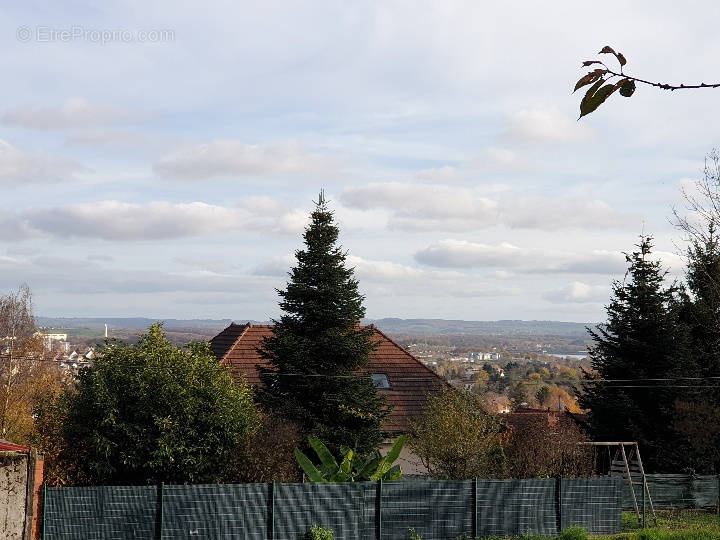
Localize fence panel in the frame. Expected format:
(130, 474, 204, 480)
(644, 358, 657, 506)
(273, 482, 371, 540)
(562, 477, 622, 535)
(476, 478, 556, 538)
(381, 480, 473, 539)
(622, 474, 720, 510)
(44, 485, 157, 540)
(43, 477, 622, 539)
(161, 484, 268, 539)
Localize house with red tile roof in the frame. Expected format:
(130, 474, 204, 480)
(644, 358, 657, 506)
(210, 322, 448, 473)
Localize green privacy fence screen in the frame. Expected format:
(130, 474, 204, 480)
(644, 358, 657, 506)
(43, 477, 622, 540)
(622, 474, 720, 510)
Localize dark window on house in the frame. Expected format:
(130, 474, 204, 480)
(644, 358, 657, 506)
(372, 373, 390, 389)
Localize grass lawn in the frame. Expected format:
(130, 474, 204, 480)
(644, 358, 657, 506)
(465, 510, 720, 540)
(601, 509, 720, 539)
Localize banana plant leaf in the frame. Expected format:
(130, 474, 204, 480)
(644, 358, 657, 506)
(294, 448, 326, 482)
(371, 435, 405, 481)
(308, 436, 338, 470)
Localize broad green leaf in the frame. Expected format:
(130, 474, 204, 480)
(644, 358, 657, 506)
(384, 464, 402, 481)
(295, 448, 326, 482)
(599, 45, 616, 55)
(616, 52, 627, 66)
(370, 436, 405, 481)
(339, 449, 353, 476)
(385, 435, 405, 465)
(308, 436, 338, 470)
(357, 455, 380, 480)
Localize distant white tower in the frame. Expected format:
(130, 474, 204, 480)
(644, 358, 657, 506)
(104, 324, 108, 338)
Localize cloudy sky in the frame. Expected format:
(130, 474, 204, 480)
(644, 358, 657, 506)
(1, 1, 717, 322)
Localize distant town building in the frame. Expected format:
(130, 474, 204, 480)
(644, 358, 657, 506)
(38, 332, 68, 352)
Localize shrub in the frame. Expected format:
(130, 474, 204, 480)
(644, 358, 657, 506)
(305, 524, 333, 540)
(504, 415, 593, 478)
(45, 324, 258, 485)
(557, 526, 588, 540)
(224, 414, 302, 483)
(409, 388, 506, 479)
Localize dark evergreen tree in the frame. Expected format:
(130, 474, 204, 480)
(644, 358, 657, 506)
(675, 222, 720, 472)
(580, 236, 691, 472)
(683, 222, 720, 374)
(257, 193, 388, 454)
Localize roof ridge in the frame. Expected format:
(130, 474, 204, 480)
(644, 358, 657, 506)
(370, 326, 451, 387)
(218, 322, 251, 364)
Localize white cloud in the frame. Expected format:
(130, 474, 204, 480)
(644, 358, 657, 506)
(340, 182, 634, 232)
(414, 239, 627, 274)
(415, 166, 459, 183)
(0, 199, 308, 241)
(252, 253, 516, 298)
(341, 182, 498, 222)
(0, 139, 86, 184)
(506, 106, 591, 143)
(507, 197, 636, 230)
(252, 255, 296, 277)
(154, 139, 337, 180)
(0, 254, 274, 296)
(64, 131, 156, 147)
(468, 147, 525, 171)
(543, 282, 609, 304)
(2, 98, 153, 129)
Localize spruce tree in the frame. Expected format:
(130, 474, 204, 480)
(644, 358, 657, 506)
(675, 222, 720, 472)
(580, 236, 691, 471)
(683, 222, 720, 374)
(258, 193, 388, 454)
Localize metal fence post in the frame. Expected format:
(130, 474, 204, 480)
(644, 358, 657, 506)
(155, 482, 164, 540)
(472, 478, 478, 539)
(375, 480, 382, 540)
(268, 482, 275, 540)
(556, 477, 563, 534)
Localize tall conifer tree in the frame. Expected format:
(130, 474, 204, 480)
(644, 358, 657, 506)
(258, 192, 388, 453)
(675, 222, 720, 472)
(580, 236, 691, 471)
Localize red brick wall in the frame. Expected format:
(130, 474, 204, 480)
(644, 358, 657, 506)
(31, 455, 44, 540)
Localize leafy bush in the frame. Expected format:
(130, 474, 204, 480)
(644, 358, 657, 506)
(504, 416, 593, 479)
(409, 389, 506, 479)
(224, 413, 302, 483)
(557, 526, 588, 540)
(408, 527, 422, 540)
(43, 324, 258, 485)
(305, 524, 333, 540)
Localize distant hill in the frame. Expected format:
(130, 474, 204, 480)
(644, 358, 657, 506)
(36, 317, 257, 331)
(365, 318, 597, 338)
(37, 316, 596, 338)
